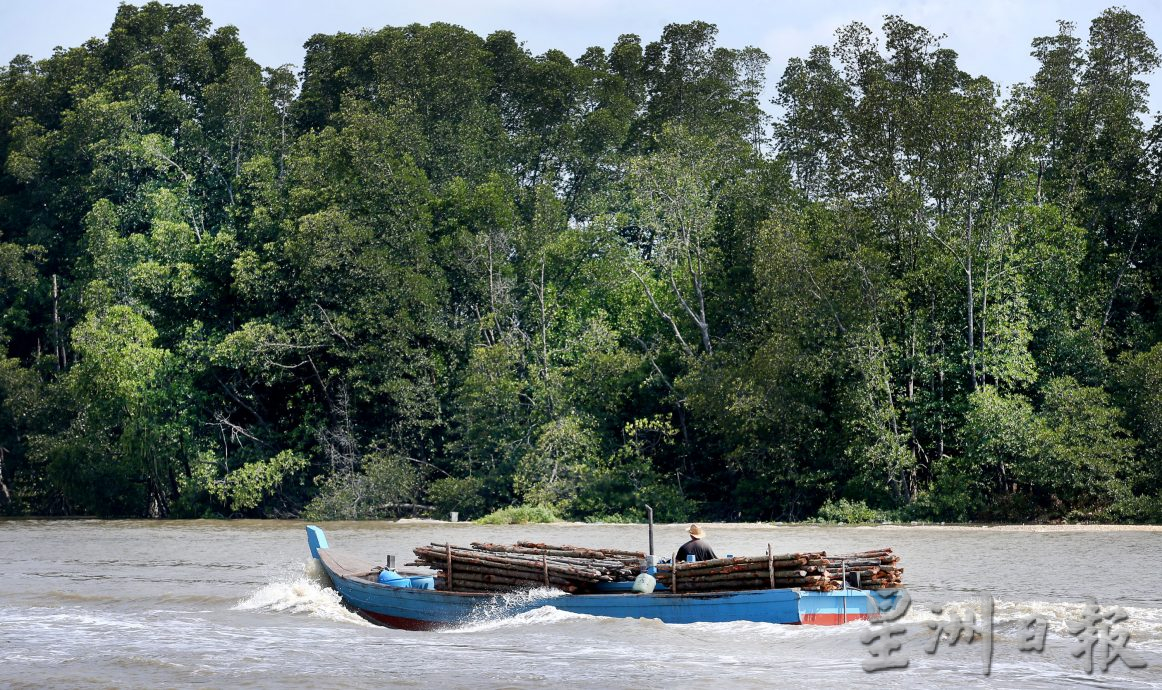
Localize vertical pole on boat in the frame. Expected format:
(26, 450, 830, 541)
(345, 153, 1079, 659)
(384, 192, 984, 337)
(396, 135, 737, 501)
(445, 542, 453, 590)
(672, 552, 679, 594)
(542, 551, 550, 586)
(767, 544, 774, 589)
(841, 560, 848, 624)
(645, 504, 654, 556)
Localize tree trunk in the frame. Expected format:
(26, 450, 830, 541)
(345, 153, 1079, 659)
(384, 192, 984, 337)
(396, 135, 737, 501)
(52, 274, 62, 370)
(0, 447, 11, 504)
(965, 213, 976, 390)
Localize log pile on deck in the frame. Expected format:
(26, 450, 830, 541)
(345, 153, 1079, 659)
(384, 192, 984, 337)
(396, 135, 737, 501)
(829, 549, 904, 590)
(408, 541, 902, 594)
(655, 547, 903, 592)
(655, 550, 828, 591)
(410, 541, 644, 593)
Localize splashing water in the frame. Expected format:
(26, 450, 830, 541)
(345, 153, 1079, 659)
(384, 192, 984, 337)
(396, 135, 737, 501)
(447, 604, 594, 634)
(445, 587, 576, 633)
(901, 597, 1162, 641)
(232, 560, 373, 627)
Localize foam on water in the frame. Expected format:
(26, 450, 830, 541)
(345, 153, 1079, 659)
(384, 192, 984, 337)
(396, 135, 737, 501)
(0, 607, 153, 632)
(485, 585, 570, 606)
(232, 559, 373, 627)
(900, 597, 1162, 642)
(443, 587, 577, 633)
(684, 617, 854, 641)
(447, 604, 594, 634)
(8, 522, 1162, 689)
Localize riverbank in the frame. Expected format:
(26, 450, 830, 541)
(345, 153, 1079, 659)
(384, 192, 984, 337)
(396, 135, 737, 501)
(5, 515, 1162, 531)
(400, 518, 1162, 531)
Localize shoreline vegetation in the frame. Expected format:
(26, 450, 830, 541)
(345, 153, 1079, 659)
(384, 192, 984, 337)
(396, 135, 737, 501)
(2, 4, 1162, 525)
(471, 500, 1162, 526)
(3, 514, 1161, 532)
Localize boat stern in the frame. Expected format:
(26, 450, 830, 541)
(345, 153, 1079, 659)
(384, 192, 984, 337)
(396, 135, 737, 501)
(798, 589, 880, 625)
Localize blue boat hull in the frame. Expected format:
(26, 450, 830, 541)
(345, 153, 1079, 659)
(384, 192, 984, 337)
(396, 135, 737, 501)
(306, 526, 884, 629)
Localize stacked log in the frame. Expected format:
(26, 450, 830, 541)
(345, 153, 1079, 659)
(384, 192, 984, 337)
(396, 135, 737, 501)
(407, 540, 903, 595)
(827, 549, 904, 590)
(653, 547, 904, 593)
(654, 550, 836, 592)
(472, 541, 643, 571)
(410, 542, 642, 593)
(516, 541, 645, 563)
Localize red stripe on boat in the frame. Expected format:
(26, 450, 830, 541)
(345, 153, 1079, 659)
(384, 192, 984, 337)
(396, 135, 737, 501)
(800, 612, 870, 625)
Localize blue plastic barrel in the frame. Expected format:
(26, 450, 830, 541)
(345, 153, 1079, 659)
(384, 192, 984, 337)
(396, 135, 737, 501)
(377, 570, 411, 587)
(409, 576, 436, 590)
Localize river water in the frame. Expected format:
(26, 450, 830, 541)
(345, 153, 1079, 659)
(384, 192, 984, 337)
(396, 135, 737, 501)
(1, 519, 1160, 689)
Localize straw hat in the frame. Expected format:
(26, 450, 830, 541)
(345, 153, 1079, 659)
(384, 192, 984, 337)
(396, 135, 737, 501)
(687, 524, 705, 539)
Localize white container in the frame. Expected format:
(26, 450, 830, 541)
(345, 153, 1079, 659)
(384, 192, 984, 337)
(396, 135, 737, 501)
(632, 572, 657, 594)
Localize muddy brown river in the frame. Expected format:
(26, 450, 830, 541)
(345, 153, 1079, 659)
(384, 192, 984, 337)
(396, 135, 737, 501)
(2, 519, 1160, 688)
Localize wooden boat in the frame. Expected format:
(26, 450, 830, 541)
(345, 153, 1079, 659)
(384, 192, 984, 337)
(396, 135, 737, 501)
(307, 526, 890, 629)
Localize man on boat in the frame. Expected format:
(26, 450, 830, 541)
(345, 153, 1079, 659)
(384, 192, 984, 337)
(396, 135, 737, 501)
(675, 524, 717, 562)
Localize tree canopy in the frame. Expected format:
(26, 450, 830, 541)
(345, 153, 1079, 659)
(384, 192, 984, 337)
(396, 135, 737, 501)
(1, 3, 1160, 522)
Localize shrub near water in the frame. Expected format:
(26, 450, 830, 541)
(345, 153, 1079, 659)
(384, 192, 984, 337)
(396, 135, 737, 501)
(815, 499, 886, 524)
(475, 504, 561, 524)
(583, 513, 642, 524)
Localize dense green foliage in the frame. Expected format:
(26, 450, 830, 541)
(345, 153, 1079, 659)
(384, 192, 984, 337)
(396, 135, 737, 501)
(475, 504, 561, 525)
(1, 4, 1160, 521)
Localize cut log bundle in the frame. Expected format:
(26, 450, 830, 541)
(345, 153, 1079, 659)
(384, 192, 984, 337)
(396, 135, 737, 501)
(410, 541, 644, 593)
(471, 542, 643, 567)
(516, 541, 644, 562)
(653, 547, 904, 593)
(829, 549, 904, 591)
(407, 540, 903, 594)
